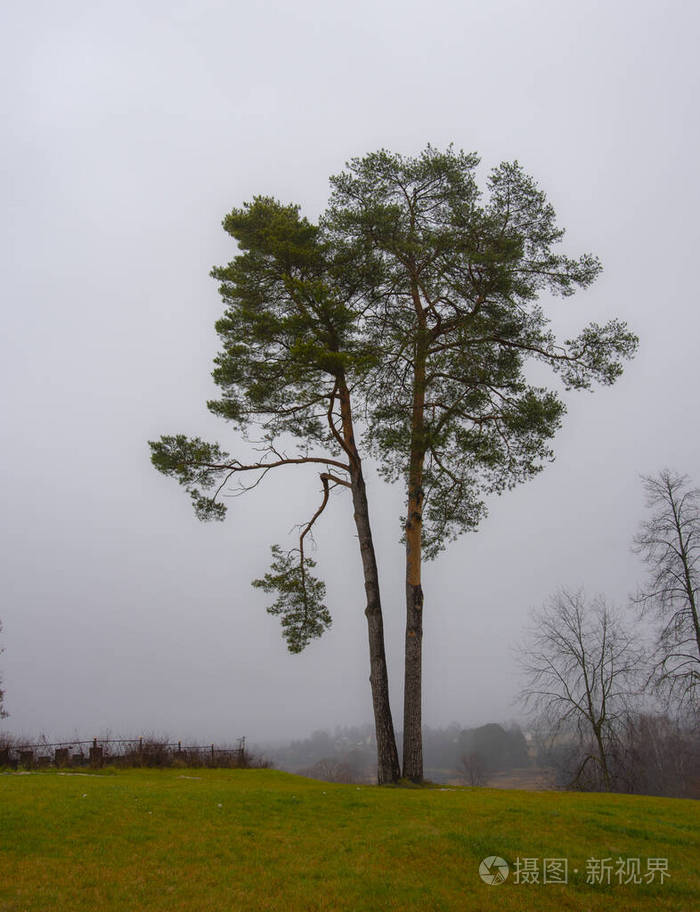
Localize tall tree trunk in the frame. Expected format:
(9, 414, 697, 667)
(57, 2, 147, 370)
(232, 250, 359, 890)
(338, 380, 401, 784)
(669, 486, 700, 661)
(593, 724, 611, 791)
(403, 324, 427, 782)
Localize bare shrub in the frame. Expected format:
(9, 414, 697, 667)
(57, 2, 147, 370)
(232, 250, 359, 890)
(0, 732, 18, 768)
(609, 711, 699, 798)
(0, 733, 271, 771)
(117, 737, 172, 768)
(299, 757, 359, 783)
(240, 748, 273, 769)
(457, 751, 486, 786)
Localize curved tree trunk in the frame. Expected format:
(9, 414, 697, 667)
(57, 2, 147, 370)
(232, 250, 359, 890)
(338, 380, 401, 784)
(351, 460, 401, 784)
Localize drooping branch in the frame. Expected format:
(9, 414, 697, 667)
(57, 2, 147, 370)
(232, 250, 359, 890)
(252, 469, 354, 655)
(298, 473, 332, 589)
(148, 431, 355, 654)
(149, 434, 352, 520)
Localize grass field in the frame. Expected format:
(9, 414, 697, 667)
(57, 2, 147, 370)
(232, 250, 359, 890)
(0, 768, 697, 911)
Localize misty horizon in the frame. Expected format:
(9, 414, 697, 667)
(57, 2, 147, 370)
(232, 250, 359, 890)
(2, 0, 698, 749)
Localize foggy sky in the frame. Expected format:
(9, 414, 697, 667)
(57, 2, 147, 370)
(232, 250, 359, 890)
(1, 0, 699, 745)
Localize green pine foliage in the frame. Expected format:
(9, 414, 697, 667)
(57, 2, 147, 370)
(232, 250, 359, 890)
(149, 198, 366, 651)
(207, 197, 369, 442)
(325, 146, 638, 556)
(149, 435, 230, 521)
(149, 145, 638, 656)
(252, 545, 331, 653)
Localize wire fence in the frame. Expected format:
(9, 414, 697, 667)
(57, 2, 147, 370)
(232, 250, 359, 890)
(0, 736, 249, 770)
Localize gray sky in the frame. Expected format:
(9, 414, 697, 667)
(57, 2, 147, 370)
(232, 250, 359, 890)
(1, 0, 698, 744)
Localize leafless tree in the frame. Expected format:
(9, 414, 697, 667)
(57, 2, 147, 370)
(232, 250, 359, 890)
(457, 751, 486, 786)
(299, 757, 359, 784)
(633, 470, 700, 710)
(609, 710, 699, 798)
(518, 590, 643, 791)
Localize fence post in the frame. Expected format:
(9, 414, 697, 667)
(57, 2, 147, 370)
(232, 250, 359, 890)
(89, 738, 103, 769)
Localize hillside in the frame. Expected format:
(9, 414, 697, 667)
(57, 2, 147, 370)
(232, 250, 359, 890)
(0, 768, 697, 911)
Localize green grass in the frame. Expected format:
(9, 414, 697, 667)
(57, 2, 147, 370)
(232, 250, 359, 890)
(0, 768, 697, 911)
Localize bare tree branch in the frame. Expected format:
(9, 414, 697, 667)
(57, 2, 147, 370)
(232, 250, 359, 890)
(518, 589, 644, 791)
(632, 469, 700, 710)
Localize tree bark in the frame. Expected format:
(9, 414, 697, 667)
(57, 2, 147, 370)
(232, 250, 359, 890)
(593, 724, 611, 791)
(669, 482, 700, 661)
(402, 319, 427, 782)
(337, 381, 401, 784)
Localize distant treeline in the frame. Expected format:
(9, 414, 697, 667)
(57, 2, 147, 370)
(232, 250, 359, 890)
(262, 722, 530, 784)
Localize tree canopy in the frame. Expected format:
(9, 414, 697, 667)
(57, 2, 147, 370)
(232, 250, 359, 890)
(324, 146, 637, 779)
(150, 145, 637, 782)
(150, 196, 401, 782)
(326, 147, 636, 556)
(151, 198, 362, 646)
